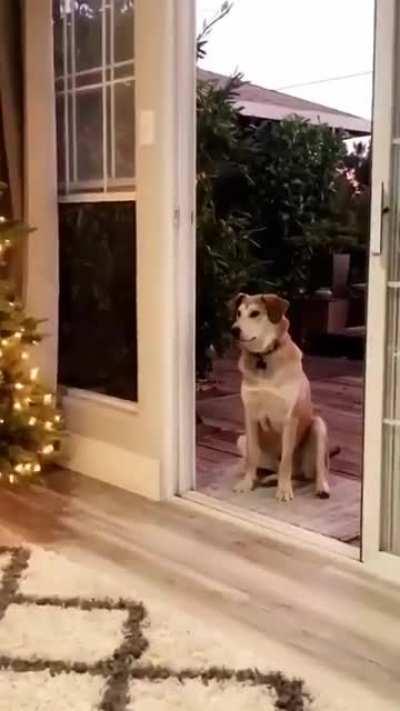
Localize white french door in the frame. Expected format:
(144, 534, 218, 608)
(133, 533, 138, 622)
(362, 0, 400, 574)
(25, 0, 188, 500)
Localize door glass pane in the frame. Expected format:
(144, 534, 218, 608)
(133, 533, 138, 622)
(76, 89, 103, 182)
(114, 0, 134, 64)
(76, 70, 103, 88)
(114, 81, 135, 178)
(55, 95, 65, 186)
(58, 201, 138, 401)
(74, 0, 103, 74)
(53, 0, 64, 79)
(53, 2, 137, 404)
(53, 0, 135, 194)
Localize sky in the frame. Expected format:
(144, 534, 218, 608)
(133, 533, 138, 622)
(196, 0, 375, 120)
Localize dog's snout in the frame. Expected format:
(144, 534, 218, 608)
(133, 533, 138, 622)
(231, 326, 241, 339)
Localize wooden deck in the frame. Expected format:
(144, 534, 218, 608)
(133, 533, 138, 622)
(196, 355, 363, 543)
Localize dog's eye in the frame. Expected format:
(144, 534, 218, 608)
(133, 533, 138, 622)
(249, 310, 260, 318)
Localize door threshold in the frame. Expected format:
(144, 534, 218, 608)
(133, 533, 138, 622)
(178, 490, 360, 562)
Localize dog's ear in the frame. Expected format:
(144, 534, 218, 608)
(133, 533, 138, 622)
(228, 292, 246, 317)
(262, 294, 289, 324)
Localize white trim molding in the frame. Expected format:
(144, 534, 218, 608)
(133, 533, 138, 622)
(63, 387, 138, 414)
(64, 432, 161, 500)
(362, 551, 400, 585)
(58, 191, 136, 203)
(174, 0, 197, 495)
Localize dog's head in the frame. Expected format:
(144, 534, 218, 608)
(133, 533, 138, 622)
(229, 293, 289, 353)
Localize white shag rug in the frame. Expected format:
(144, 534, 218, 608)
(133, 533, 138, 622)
(0, 544, 394, 711)
(0, 545, 306, 711)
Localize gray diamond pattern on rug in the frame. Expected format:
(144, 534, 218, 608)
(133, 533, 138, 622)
(0, 547, 309, 711)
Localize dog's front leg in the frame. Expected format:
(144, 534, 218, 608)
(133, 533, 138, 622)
(276, 417, 298, 502)
(234, 414, 259, 493)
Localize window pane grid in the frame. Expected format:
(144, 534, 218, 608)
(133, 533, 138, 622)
(53, 0, 135, 197)
(55, 59, 134, 82)
(110, 0, 116, 180)
(61, 3, 70, 194)
(56, 73, 135, 95)
(101, 0, 107, 192)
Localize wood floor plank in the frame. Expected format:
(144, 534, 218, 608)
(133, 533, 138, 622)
(0, 470, 399, 709)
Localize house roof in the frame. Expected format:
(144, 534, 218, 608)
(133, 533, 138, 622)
(198, 69, 371, 137)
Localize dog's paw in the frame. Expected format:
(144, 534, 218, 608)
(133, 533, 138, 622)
(316, 483, 330, 499)
(275, 482, 294, 502)
(233, 476, 254, 493)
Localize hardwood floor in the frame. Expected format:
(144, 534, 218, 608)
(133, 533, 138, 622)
(0, 470, 400, 708)
(197, 355, 363, 543)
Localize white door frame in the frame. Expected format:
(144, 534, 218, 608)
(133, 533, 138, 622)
(175, 2, 362, 555)
(173, 0, 197, 495)
(175, 0, 400, 582)
(361, 0, 400, 578)
(360, 0, 400, 582)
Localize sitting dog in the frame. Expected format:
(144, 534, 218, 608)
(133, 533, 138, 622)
(230, 293, 330, 502)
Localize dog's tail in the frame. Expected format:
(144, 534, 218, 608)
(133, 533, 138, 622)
(329, 445, 341, 459)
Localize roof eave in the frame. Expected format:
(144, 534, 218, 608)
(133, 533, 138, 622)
(236, 100, 371, 136)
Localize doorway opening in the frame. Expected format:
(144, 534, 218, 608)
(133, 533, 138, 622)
(193, 0, 374, 547)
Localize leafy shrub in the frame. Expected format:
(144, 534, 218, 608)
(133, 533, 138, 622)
(196, 74, 262, 376)
(195, 4, 369, 375)
(246, 117, 348, 297)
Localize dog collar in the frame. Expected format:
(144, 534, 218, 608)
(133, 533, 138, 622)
(252, 339, 280, 370)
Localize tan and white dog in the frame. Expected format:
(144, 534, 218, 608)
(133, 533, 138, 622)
(231, 293, 331, 502)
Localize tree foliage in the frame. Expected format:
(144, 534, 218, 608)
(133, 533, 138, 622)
(196, 4, 370, 375)
(341, 140, 371, 246)
(245, 118, 348, 296)
(196, 7, 259, 377)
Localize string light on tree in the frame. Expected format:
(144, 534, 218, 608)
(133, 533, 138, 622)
(41, 444, 55, 455)
(0, 182, 64, 484)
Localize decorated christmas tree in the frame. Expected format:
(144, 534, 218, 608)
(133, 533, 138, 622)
(0, 183, 63, 484)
